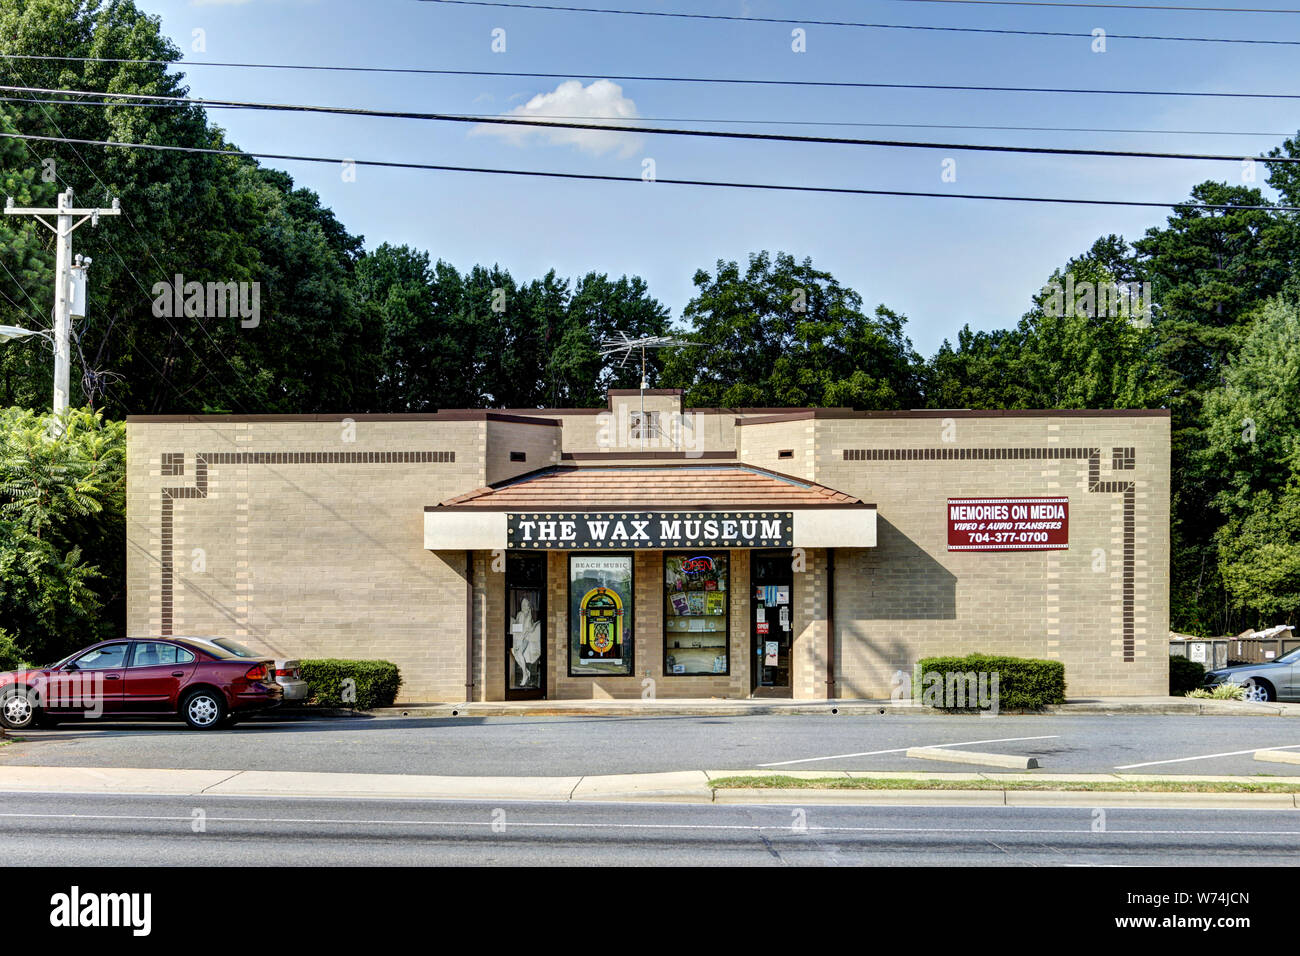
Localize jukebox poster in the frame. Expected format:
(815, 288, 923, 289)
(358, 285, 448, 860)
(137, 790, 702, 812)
(569, 555, 633, 674)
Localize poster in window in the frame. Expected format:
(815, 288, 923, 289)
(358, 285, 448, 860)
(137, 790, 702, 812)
(569, 555, 634, 675)
(663, 552, 729, 676)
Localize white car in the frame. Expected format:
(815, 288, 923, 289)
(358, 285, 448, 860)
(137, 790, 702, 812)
(168, 636, 309, 702)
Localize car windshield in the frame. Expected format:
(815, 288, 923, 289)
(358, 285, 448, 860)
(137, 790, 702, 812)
(1275, 645, 1300, 665)
(211, 638, 258, 658)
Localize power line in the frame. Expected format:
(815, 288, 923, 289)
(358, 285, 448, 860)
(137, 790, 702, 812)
(1, 60, 256, 413)
(3, 94, 1291, 140)
(9, 84, 1299, 165)
(7, 92, 1289, 140)
(4, 129, 1298, 212)
(3, 53, 1300, 101)
(418, 0, 1300, 44)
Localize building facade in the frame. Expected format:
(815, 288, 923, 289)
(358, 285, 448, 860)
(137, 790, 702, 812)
(125, 390, 1171, 702)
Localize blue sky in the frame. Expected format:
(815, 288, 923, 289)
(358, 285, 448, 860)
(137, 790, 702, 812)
(141, 0, 1299, 357)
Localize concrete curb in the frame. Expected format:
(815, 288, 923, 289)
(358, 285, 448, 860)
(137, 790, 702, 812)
(350, 698, 1300, 719)
(1254, 749, 1300, 766)
(2, 765, 1298, 809)
(714, 788, 1300, 808)
(906, 747, 1039, 770)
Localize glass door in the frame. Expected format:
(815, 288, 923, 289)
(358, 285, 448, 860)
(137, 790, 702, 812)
(506, 553, 547, 700)
(751, 550, 793, 697)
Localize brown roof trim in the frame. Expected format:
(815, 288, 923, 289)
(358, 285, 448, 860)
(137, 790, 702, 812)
(735, 411, 818, 426)
(493, 407, 606, 416)
(485, 413, 560, 426)
(127, 412, 466, 423)
(126, 411, 560, 425)
(735, 408, 1171, 424)
(561, 450, 737, 461)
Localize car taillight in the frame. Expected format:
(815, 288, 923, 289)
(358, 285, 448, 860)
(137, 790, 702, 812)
(275, 667, 298, 679)
(244, 664, 268, 681)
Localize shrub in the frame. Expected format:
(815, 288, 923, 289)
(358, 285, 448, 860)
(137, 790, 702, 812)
(298, 659, 402, 710)
(1186, 682, 1244, 701)
(0, 629, 30, 671)
(913, 653, 1066, 711)
(1169, 655, 1206, 695)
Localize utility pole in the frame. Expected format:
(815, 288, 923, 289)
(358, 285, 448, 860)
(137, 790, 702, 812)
(4, 188, 120, 415)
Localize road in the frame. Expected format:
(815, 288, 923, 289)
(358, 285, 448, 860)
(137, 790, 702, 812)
(3, 713, 1300, 776)
(3, 791, 1297, 865)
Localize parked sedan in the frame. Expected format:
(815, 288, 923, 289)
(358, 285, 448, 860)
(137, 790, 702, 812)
(1204, 645, 1300, 702)
(0, 637, 283, 731)
(174, 636, 309, 702)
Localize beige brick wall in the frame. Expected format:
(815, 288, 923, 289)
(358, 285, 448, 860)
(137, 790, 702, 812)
(126, 417, 485, 702)
(485, 419, 561, 485)
(809, 413, 1170, 699)
(128, 407, 1170, 703)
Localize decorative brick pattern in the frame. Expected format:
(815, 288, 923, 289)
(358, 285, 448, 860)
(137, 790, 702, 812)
(842, 445, 1140, 662)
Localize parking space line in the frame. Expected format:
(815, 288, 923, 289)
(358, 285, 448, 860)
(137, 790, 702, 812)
(1115, 744, 1300, 770)
(758, 735, 1060, 767)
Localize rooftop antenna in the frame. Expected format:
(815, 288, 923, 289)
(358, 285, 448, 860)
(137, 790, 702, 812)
(598, 331, 691, 449)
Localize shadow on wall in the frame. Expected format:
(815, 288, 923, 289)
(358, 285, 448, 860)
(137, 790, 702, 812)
(834, 518, 957, 698)
(856, 517, 956, 620)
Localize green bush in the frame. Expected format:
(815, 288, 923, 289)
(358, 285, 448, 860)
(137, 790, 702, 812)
(913, 653, 1066, 711)
(0, 630, 31, 671)
(298, 659, 402, 710)
(1169, 655, 1206, 695)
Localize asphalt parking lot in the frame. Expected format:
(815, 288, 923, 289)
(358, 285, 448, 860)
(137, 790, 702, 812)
(3, 713, 1299, 777)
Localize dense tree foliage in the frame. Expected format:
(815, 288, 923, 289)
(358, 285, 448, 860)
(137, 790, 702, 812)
(0, 407, 124, 664)
(660, 251, 925, 409)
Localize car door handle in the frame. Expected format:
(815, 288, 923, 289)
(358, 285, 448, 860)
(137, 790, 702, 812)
(104, 674, 121, 680)
(171, 671, 184, 678)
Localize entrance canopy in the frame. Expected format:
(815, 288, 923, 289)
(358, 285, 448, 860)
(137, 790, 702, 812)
(424, 464, 876, 550)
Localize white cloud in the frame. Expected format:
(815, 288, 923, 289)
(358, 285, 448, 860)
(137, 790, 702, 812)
(470, 79, 644, 158)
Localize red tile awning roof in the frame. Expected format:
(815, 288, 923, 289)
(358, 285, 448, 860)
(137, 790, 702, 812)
(437, 465, 865, 510)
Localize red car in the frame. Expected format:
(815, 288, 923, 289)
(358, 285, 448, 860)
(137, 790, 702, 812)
(0, 637, 283, 731)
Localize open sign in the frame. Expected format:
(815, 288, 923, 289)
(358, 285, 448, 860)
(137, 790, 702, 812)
(682, 556, 715, 575)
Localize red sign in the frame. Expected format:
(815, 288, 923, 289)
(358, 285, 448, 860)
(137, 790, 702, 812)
(947, 497, 1069, 552)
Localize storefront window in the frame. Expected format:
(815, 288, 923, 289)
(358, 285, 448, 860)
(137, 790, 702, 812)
(664, 552, 729, 675)
(568, 554, 634, 676)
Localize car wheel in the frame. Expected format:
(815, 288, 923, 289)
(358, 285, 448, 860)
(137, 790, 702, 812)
(1241, 678, 1275, 702)
(0, 688, 37, 730)
(182, 689, 227, 730)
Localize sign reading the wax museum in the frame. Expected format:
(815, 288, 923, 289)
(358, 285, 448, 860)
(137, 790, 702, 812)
(947, 497, 1068, 552)
(508, 511, 793, 549)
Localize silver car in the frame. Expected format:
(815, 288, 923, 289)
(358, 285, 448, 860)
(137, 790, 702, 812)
(168, 636, 309, 702)
(1204, 644, 1300, 702)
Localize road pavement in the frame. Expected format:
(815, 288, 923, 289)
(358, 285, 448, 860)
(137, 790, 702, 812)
(3, 791, 1296, 866)
(4, 712, 1300, 776)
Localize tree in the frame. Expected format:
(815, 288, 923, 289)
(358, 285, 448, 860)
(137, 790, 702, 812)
(661, 251, 924, 409)
(1201, 298, 1300, 624)
(0, 406, 125, 664)
(927, 238, 1170, 412)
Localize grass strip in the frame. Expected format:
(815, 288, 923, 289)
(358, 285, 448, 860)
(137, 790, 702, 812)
(708, 775, 1300, 793)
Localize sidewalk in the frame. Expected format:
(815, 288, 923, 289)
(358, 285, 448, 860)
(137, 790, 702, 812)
(4, 765, 1299, 808)
(349, 697, 1300, 719)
